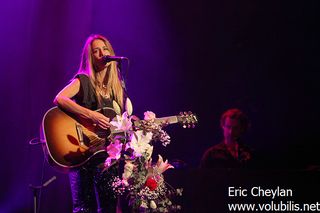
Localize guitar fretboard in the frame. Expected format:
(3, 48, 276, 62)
(154, 116, 179, 125)
(134, 116, 178, 127)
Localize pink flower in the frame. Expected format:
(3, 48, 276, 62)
(104, 139, 122, 167)
(144, 111, 156, 121)
(147, 155, 174, 178)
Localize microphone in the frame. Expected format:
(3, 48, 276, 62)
(103, 55, 127, 63)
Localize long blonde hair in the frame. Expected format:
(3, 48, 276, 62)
(77, 34, 124, 109)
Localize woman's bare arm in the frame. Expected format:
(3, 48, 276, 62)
(54, 78, 110, 129)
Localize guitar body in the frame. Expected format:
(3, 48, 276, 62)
(41, 107, 115, 173)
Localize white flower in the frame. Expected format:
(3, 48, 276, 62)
(125, 98, 133, 116)
(140, 201, 148, 209)
(176, 188, 183, 196)
(110, 111, 132, 132)
(122, 161, 134, 180)
(146, 145, 153, 160)
(144, 111, 156, 121)
(112, 100, 121, 115)
(154, 155, 174, 174)
(150, 200, 157, 209)
(127, 130, 153, 157)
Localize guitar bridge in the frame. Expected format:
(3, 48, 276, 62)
(75, 123, 106, 152)
(75, 123, 85, 146)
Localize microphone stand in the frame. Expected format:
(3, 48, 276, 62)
(116, 59, 130, 211)
(29, 176, 57, 213)
(117, 62, 128, 94)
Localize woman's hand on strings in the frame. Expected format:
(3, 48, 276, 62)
(89, 110, 111, 129)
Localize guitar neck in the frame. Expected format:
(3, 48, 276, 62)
(133, 116, 179, 127)
(154, 116, 179, 125)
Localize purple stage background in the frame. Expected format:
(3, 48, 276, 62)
(0, 1, 319, 212)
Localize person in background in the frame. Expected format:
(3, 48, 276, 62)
(200, 108, 253, 169)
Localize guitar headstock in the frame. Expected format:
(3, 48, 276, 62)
(177, 111, 198, 128)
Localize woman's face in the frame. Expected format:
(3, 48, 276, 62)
(91, 39, 111, 69)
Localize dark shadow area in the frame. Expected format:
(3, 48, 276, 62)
(166, 168, 320, 213)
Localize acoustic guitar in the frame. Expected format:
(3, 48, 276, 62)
(41, 106, 197, 172)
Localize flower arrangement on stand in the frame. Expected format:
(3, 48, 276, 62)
(104, 110, 183, 212)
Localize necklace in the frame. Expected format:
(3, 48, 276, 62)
(98, 83, 109, 98)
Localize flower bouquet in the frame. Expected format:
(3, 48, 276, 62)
(104, 106, 183, 212)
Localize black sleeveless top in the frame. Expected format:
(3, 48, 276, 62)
(73, 74, 114, 111)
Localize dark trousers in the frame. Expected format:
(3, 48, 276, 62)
(69, 158, 118, 213)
